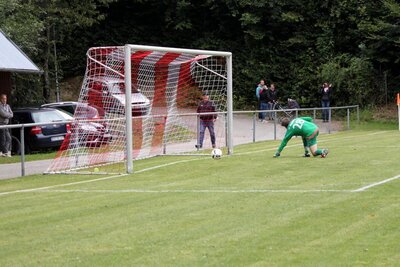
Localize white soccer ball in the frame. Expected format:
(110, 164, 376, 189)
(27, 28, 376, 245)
(211, 148, 222, 159)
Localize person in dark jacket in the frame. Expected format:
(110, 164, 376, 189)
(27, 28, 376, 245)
(196, 94, 217, 149)
(320, 82, 332, 122)
(259, 87, 269, 122)
(266, 83, 278, 120)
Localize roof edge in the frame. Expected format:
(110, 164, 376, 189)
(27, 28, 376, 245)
(0, 29, 42, 73)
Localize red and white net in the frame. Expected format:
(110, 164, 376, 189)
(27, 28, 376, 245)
(47, 46, 228, 173)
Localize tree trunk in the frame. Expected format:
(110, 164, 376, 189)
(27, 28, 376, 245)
(43, 25, 51, 102)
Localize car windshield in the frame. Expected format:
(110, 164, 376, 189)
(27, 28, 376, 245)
(75, 105, 99, 119)
(109, 83, 125, 94)
(32, 110, 72, 123)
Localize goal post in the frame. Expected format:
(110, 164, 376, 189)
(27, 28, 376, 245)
(124, 44, 233, 173)
(46, 44, 233, 174)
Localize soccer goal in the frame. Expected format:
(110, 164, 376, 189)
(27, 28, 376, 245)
(46, 45, 233, 174)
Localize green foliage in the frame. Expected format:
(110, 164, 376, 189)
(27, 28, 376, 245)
(319, 54, 375, 106)
(2, 0, 400, 109)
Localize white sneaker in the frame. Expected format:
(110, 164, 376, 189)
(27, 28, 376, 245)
(6, 151, 11, 157)
(0, 152, 5, 157)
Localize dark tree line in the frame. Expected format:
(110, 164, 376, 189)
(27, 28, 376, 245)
(1, 0, 399, 108)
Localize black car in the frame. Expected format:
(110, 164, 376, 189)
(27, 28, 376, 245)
(11, 107, 72, 154)
(41, 101, 79, 115)
(41, 102, 112, 147)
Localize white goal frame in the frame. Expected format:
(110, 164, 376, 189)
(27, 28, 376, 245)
(123, 44, 233, 173)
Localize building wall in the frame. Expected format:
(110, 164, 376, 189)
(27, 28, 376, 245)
(0, 71, 12, 96)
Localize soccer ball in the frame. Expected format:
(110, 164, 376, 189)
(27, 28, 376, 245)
(211, 148, 222, 159)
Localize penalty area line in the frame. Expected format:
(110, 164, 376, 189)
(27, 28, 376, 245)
(0, 173, 128, 197)
(30, 189, 352, 193)
(0, 158, 207, 197)
(352, 174, 400, 192)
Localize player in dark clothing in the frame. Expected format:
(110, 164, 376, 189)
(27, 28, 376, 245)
(196, 95, 217, 149)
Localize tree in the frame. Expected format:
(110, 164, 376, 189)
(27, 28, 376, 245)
(0, 0, 115, 104)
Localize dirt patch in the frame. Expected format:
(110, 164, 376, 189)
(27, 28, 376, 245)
(58, 76, 84, 101)
(372, 105, 398, 121)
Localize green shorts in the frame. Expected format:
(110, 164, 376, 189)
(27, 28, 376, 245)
(306, 130, 319, 147)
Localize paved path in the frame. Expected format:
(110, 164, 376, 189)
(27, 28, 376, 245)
(0, 114, 339, 180)
(0, 159, 53, 180)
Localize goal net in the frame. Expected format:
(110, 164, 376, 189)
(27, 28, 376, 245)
(46, 45, 232, 174)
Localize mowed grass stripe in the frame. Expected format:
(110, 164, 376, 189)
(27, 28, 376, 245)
(0, 179, 399, 266)
(0, 130, 399, 266)
(0, 130, 398, 195)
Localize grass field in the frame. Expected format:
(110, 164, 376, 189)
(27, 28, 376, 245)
(0, 129, 399, 266)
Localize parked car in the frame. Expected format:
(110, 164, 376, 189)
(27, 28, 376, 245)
(41, 101, 79, 115)
(41, 101, 105, 118)
(41, 102, 112, 148)
(11, 107, 72, 154)
(86, 77, 151, 116)
(70, 104, 112, 148)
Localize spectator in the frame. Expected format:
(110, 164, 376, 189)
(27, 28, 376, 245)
(196, 94, 217, 149)
(266, 83, 278, 120)
(256, 80, 267, 120)
(320, 82, 332, 122)
(255, 79, 266, 100)
(259, 86, 269, 122)
(0, 94, 13, 157)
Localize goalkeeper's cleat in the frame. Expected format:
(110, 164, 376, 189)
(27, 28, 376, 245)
(321, 149, 329, 158)
(304, 152, 311, 157)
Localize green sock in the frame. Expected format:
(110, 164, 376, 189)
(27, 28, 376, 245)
(315, 149, 323, 155)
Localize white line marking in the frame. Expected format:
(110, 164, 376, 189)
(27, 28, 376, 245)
(0, 159, 204, 197)
(135, 158, 204, 173)
(0, 174, 128, 196)
(0, 131, 394, 196)
(32, 189, 352, 193)
(352, 174, 400, 192)
(367, 131, 389, 135)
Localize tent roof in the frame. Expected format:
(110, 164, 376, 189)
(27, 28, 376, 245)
(0, 30, 41, 73)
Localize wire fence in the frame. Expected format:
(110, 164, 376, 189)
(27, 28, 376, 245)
(0, 105, 359, 177)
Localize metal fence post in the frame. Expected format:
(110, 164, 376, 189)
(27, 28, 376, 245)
(252, 112, 256, 143)
(20, 126, 25, 177)
(225, 113, 228, 147)
(313, 109, 316, 119)
(163, 116, 167, 154)
(328, 108, 331, 134)
(196, 114, 200, 150)
(347, 108, 350, 130)
(273, 112, 277, 140)
(357, 105, 360, 124)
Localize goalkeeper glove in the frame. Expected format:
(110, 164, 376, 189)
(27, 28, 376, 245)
(274, 152, 280, 158)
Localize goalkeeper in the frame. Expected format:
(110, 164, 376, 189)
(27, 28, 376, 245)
(274, 117, 328, 158)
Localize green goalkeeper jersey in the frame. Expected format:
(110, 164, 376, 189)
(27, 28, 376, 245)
(277, 117, 318, 152)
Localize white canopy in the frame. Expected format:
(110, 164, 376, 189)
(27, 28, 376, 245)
(0, 30, 41, 73)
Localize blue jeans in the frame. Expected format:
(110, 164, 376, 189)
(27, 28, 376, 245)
(267, 102, 274, 119)
(321, 100, 330, 121)
(0, 126, 11, 153)
(198, 120, 215, 148)
(259, 102, 268, 120)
